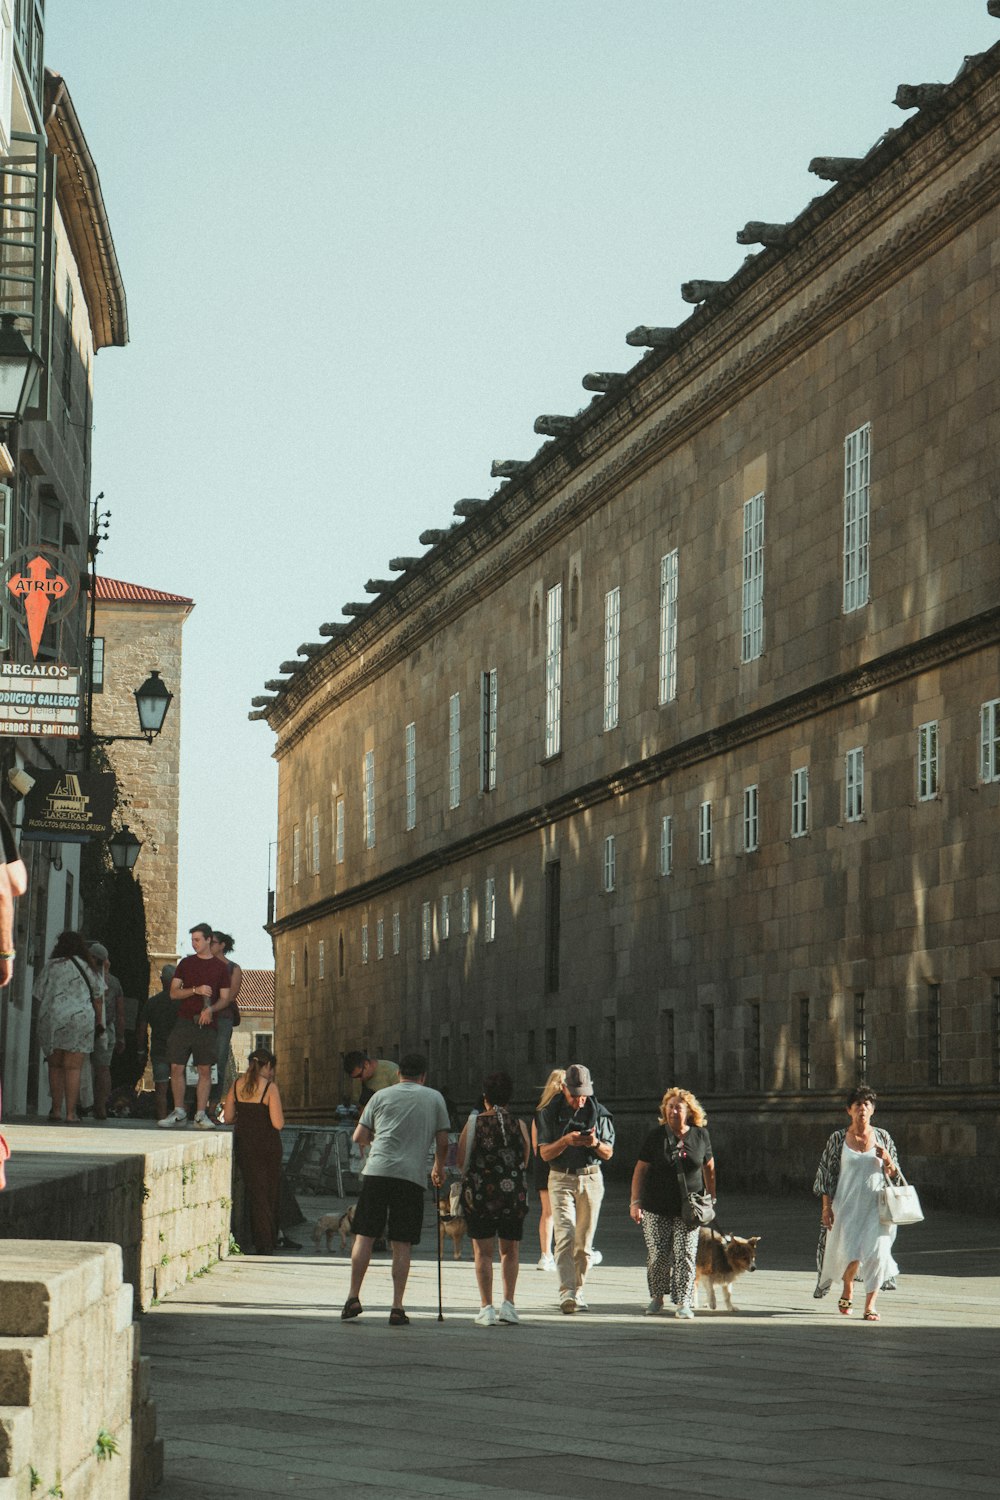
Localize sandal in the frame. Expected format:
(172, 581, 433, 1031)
(863, 1310, 880, 1322)
(340, 1296, 363, 1321)
(837, 1297, 853, 1316)
(388, 1307, 410, 1326)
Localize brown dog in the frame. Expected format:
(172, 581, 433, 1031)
(312, 1206, 355, 1253)
(694, 1227, 760, 1311)
(438, 1194, 467, 1260)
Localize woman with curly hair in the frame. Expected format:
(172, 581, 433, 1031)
(629, 1086, 716, 1319)
(457, 1070, 530, 1326)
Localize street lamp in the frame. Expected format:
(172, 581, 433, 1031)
(133, 669, 173, 741)
(0, 312, 42, 421)
(108, 826, 142, 872)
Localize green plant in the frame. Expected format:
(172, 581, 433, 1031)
(94, 1430, 120, 1462)
(228, 1233, 242, 1256)
(160, 1253, 170, 1267)
(29, 1468, 40, 1494)
(220, 1194, 231, 1209)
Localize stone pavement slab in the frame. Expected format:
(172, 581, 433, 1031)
(141, 1183, 1000, 1499)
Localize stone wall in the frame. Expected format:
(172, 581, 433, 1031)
(0, 1240, 160, 1500)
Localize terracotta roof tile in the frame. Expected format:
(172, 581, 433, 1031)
(238, 970, 274, 1014)
(94, 576, 194, 606)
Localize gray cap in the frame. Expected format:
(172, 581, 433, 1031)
(564, 1063, 594, 1096)
(89, 941, 109, 962)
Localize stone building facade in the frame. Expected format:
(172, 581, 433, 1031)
(256, 38, 1000, 1208)
(92, 577, 194, 983)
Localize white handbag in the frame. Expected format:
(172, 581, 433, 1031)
(878, 1168, 924, 1226)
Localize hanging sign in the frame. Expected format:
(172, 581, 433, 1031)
(0, 662, 82, 737)
(0, 544, 81, 658)
(20, 768, 116, 842)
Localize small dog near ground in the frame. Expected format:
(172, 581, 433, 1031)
(438, 1194, 467, 1260)
(694, 1227, 760, 1311)
(312, 1206, 355, 1253)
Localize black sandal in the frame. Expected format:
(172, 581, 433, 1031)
(388, 1307, 410, 1326)
(340, 1296, 363, 1321)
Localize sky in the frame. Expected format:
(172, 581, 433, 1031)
(43, 1, 1000, 968)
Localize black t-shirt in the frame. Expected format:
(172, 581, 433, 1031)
(637, 1124, 713, 1216)
(537, 1094, 615, 1172)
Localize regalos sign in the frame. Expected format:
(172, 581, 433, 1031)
(2, 545, 81, 658)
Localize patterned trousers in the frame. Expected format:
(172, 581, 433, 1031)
(642, 1210, 699, 1308)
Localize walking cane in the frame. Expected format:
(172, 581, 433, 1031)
(434, 1180, 444, 1321)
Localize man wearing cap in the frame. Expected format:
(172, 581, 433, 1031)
(536, 1063, 615, 1313)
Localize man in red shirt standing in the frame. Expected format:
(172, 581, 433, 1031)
(159, 922, 231, 1130)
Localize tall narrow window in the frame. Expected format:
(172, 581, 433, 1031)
(440, 893, 450, 941)
(311, 813, 320, 874)
(602, 834, 616, 893)
(743, 785, 759, 853)
(928, 983, 942, 1086)
(660, 1009, 675, 1080)
(392, 910, 400, 956)
(335, 797, 345, 864)
(917, 721, 939, 800)
(318, 940, 325, 980)
(791, 767, 809, 838)
(845, 747, 865, 822)
(448, 693, 461, 808)
(603, 586, 620, 731)
(89, 636, 104, 692)
(421, 901, 432, 960)
(854, 991, 867, 1081)
(484, 877, 496, 942)
(843, 423, 871, 613)
(659, 814, 673, 877)
(697, 801, 712, 865)
(62, 278, 74, 410)
(799, 998, 811, 1089)
(980, 700, 1000, 783)
(544, 861, 560, 993)
(658, 549, 678, 704)
(376, 916, 384, 960)
(361, 921, 369, 965)
(605, 1017, 618, 1095)
(544, 582, 562, 757)
(545, 1026, 557, 1061)
(292, 826, 301, 884)
(404, 722, 417, 830)
(750, 1002, 762, 1091)
(741, 492, 765, 662)
(338, 933, 344, 977)
(290, 949, 296, 986)
(993, 977, 1000, 1086)
(461, 886, 471, 934)
(480, 669, 498, 792)
(363, 749, 376, 848)
(704, 1008, 716, 1093)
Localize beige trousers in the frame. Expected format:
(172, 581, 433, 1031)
(548, 1166, 604, 1293)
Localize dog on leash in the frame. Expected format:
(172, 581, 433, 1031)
(438, 1193, 467, 1260)
(312, 1206, 355, 1253)
(694, 1227, 760, 1311)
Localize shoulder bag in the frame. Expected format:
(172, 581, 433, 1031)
(878, 1167, 924, 1226)
(665, 1131, 715, 1228)
(449, 1110, 478, 1217)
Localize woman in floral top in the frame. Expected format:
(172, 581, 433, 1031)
(457, 1070, 530, 1327)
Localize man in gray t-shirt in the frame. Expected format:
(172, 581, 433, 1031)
(341, 1053, 449, 1326)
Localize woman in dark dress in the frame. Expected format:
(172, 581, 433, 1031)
(457, 1071, 531, 1326)
(629, 1087, 716, 1319)
(222, 1046, 284, 1254)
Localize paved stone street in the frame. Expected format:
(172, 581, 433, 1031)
(143, 1181, 999, 1499)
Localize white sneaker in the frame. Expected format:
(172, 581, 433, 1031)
(498, 1300, 520, 1325)
(536, 1254, 555, 1271)
(474, 1305, 498, 1326)
(574, 1291, 589, 1312)
(559, 1290, 577, 1314)
(675, 1306, 695, 1320)
(645, 1297, 664, 1315)
(192, 1111, 215, 1130)
(157, 1108, 187, 1129)
(590, 1250, 603, 1266)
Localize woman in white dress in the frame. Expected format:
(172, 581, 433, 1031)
(35, 931, 105, 1123)
(812, 1086, 901, 1321)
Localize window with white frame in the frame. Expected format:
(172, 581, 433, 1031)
(290, 949, 296, 986)
(405, 722, 416, 830)
(743, 784, 759, 853)
(791, 767, 809, 838)
(741, 492, 765, 662)
(461, 886, 471, 934)
(376, 916, 384, 960)
(292, 826, 301, 884)
(980, 700, 1000, 783)
(448, 693, 461, 808)
(311, 813, 320, 874)
(603, 586, 620, 731)
(658, 549, 678, 705)
(441, 892, 450, 940)
(318, 940, 325, 980)
(335, 796, 345, 864)
(698, 801, 713, 864)
(480, 669, 498, 792)
(659, 814, 673, 876)
(918, 721, 939, 800)
(845, 747, 865, 821)
(361, 920, 369, 965)
(544, 582, 562, 757)
(90, 635, 104, 692)
(484, 877, 496, 942)
(363, 749, 376, 848)
(602, 834, 616, 892)
(843, 423, 871, 613)
(392, 909, 400, 956)
(421, 901, 432, 960)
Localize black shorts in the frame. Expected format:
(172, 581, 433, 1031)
(466, 1211, 526, 1243)
(532, 1154, 550, 1192)
(353, 1175, 425, 1244)
(165, 1017, 218, 1068)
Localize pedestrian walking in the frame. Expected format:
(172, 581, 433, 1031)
(457, 1070, 530, 1326)
(536, 1062, 614, 1313)
(531, 1068, 564, 1271)
(629, 1087, 716, 1319)
(222, 1045, 284, 1254)
(35, 932, 105, 1124)
(135, 965, 178, 1119)
(159, 923, 231, 1130)
(87, 943, 124, 1119)
(209, 931, 242, 1114)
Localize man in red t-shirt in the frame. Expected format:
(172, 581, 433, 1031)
(158, 922, 231, 1129)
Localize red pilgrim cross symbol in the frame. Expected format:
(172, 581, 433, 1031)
(7, 555, 70, 657)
